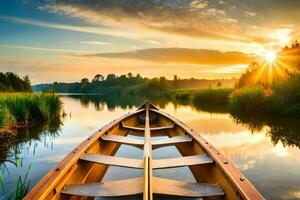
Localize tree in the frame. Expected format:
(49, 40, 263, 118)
(127, 72, 133, 79)
(217, 81, 222, 87)
(92, 74, 104, 82)
(80, 78, 89, 89)
(0, 72, 32, 92)
(291, 40, 300, 48)
(173, 75, 179, 87)
(106, 74, 117, 81)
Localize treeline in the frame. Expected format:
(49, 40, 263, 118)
(33, 73, 236, 94)
(0, 72, 32, 92)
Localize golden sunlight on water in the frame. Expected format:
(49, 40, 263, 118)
(1, 96, 300, 200)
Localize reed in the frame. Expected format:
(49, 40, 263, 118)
(229, 86, 265, 114)
(193, 88, 232, 106)
(229, 74, 300, 115)
(0, 93, 62, 130)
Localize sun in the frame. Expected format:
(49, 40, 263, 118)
(265, 51, 277, 63)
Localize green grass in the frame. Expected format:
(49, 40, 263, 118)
(0, 93, 62, 130)
(229, 74, 300, 115)
(229, 86, 266, 114)
(174, 90, 194, 101)
(193, 88, 232, 106)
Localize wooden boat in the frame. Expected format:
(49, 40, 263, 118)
(24, 101, 263, 200)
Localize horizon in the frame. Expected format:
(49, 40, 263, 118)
(1, 0, 300, 84)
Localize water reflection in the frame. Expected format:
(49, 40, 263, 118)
(0, 117, 63, 164)
(0, 117, 63, 198)
(68, 94, 300, 149)
(231, 113, 300, 149)
(0, 94, 300, 199)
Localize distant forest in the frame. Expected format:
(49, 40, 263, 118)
(33, 74, 236, 94)
(0, 72, 32, 92)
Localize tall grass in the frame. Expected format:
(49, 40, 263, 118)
(15, 164, 31, 200)
(193, 88, 232, 106)
(174, 90, 195, 101)
(0, 93, 62, 130)
(229, 74, 300, 115)
(229, 86, 266, 114)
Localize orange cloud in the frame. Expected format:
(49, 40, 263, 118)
(82, 48, 259, 65)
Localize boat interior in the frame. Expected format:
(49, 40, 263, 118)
(24, 102, 263, 200)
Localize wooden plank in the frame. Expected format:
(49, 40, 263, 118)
(122, 122, 146, 131)
(122, 121, 174, 131)
(153, 177, 224, 197)
(62, 177, 143, 197)
(143, 102, 153, 200)
(152, 135, 192, 149)
(80, 153, 143, 169)
(101, 135, 144, 148)
(150, 124, 174, 131)
(152, 154, 213, 169)
(61, 176, 223, 198)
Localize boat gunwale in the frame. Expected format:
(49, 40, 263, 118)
(24, 108, 145, 200)
(150, 108, 264, 200)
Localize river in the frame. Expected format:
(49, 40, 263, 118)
(0, 95, 300, 199)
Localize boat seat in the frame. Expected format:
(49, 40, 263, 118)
(101, 135, 193, 149)
(80, 154, 144, 169)
(152, 154, 213, 169)
(152, 135, 193, 149)
(80, 153, 213, 169)
(61, 177, 224, 198)
(101, 135, 144, 148)
(121, 122, 174, 131)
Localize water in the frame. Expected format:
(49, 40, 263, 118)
(1, 95, 300, 199)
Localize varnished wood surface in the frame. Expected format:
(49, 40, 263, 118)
(101, 135, 144, 147)
(61, 176, 224, 198)
(101, 135, 192, 150)
(143, 103, 153, 200)
(62, 177, 143, 197)
(122, 122, 174, 131)
(152, 135, 193, 149)
(152, 154, 213, 169)
(80, 153, 144, 169)
(153, 177, 224, 197)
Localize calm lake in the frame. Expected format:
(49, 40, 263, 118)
(1, 95, 300, 199)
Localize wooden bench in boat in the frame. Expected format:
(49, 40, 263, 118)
(80, 153, 213, 169)
(121, 121, 175, 131)
(62, 177, 224, 198)
(101, 134, 193, 149)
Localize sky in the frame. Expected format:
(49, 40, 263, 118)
(0, 0, 299, 84)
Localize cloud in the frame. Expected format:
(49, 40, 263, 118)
(39, 0, 298, 48)
(0, 44, 91, 53)
(80, 41, 111, 46)
(81, 48, 259, 65)
(42, 0, 252, 43)
(0, 15, 145, 40)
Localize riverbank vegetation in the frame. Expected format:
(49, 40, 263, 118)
(0, 93, 62, 131)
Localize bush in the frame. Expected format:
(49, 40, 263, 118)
(229, 86, 266, 114)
